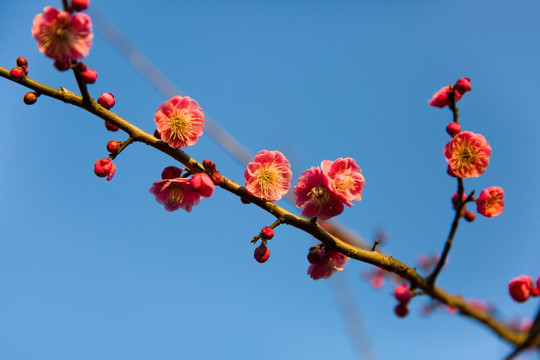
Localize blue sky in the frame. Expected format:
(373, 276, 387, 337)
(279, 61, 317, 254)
(1, 1, 539, 359)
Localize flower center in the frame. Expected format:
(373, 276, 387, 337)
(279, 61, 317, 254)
(308, 186, 329, 205)
(53, 23, 70, 43)
(169, 114, 188, 138)
(165, 184, 185, 208)
(257, 168, 275, 191)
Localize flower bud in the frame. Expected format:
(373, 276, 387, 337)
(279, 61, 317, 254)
(9, 67, 26, 81)
(509, 275, 533, 303)
(254, 244, 270, 263)
(71, 0, 90, 12)
(446, 122, 461, 137)
(154, 130, 161, 139)
(161, 166, 183, 180)
(23, 92, 37, 105)
(394, 303, 409, 318)
(211, 171, 223, 185)
(190, 173, 215, 198)
(98, 93, 115, 110)
(94, 158, 116, 181)
(53, 60, 70, 71)
(260, 226, 274, 240)
(203, 159, 216, 172)
(105, 121, 119, 132)
(81, 68, 97, 84)
(240, 198, 251, 204)
(394, 284, 412, 304)
(106, 140, 121, 153)
(454, 77, 471, 95)
(464, 210, 476, 222)
(451, 192, 467, 209)
(16, 56, 28, 68)
(73, 61, 87, 73)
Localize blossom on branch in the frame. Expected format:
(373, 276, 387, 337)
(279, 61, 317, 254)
(154, 96, 205, 149)
(476, 186, 505, 217)
(32, 7, 93, 63)
(244, 150, 292, 201)
(294, 167, 344, 220)
(321, 157, 365, 207)
(444, 131, 492, 178)
(307, 247, 348, 280)
(149, 173, 214, 213)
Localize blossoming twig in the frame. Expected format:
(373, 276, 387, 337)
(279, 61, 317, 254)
(0, 65, 527, 347)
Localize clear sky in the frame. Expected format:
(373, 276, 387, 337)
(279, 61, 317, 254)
(1, 1, 540, 359)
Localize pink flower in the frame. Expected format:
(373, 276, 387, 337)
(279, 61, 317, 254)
(154, 96, 205, 149)
(429, 86, 462, 108)
(444, 131, 492, 178)
(476, 186, 504, 218)
(244, 150, 292, 201)
(32, 6, 93, 63)
(307, 248, 348, 280)
(149, 178, 201, 212)
(149, 173, 214, 212)
(321, 157, 365, 207)
(509, 275, 533, 303)
(294, 167, 344, 219)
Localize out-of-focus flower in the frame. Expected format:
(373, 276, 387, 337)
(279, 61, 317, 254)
(444, 131, 492, 178)
(244, 150, 292, 201)
(307, 248, 348, 280)
(154, 96, 204, 149)
(321, 157, 365, 207)
(476, 186, 505, 218)
(32, 6, 93, 62)
(509, 275, 534, 303)
(294, 167, 344, 219)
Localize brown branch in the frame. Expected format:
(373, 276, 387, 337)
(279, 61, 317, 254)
(0, 65, 527, 347)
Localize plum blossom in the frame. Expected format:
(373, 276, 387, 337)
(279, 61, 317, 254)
(294, 167, 344, 220)
(321, 157, 365, 206)
(244, 150, 292, 201)
(307, 248, 348, 280)
(444, 131, 492, 178)
(154, 96, 205, 149)
(149, 173, 214, 212)
(32, 6, 93, 63)
(476, 186, 505, 218)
